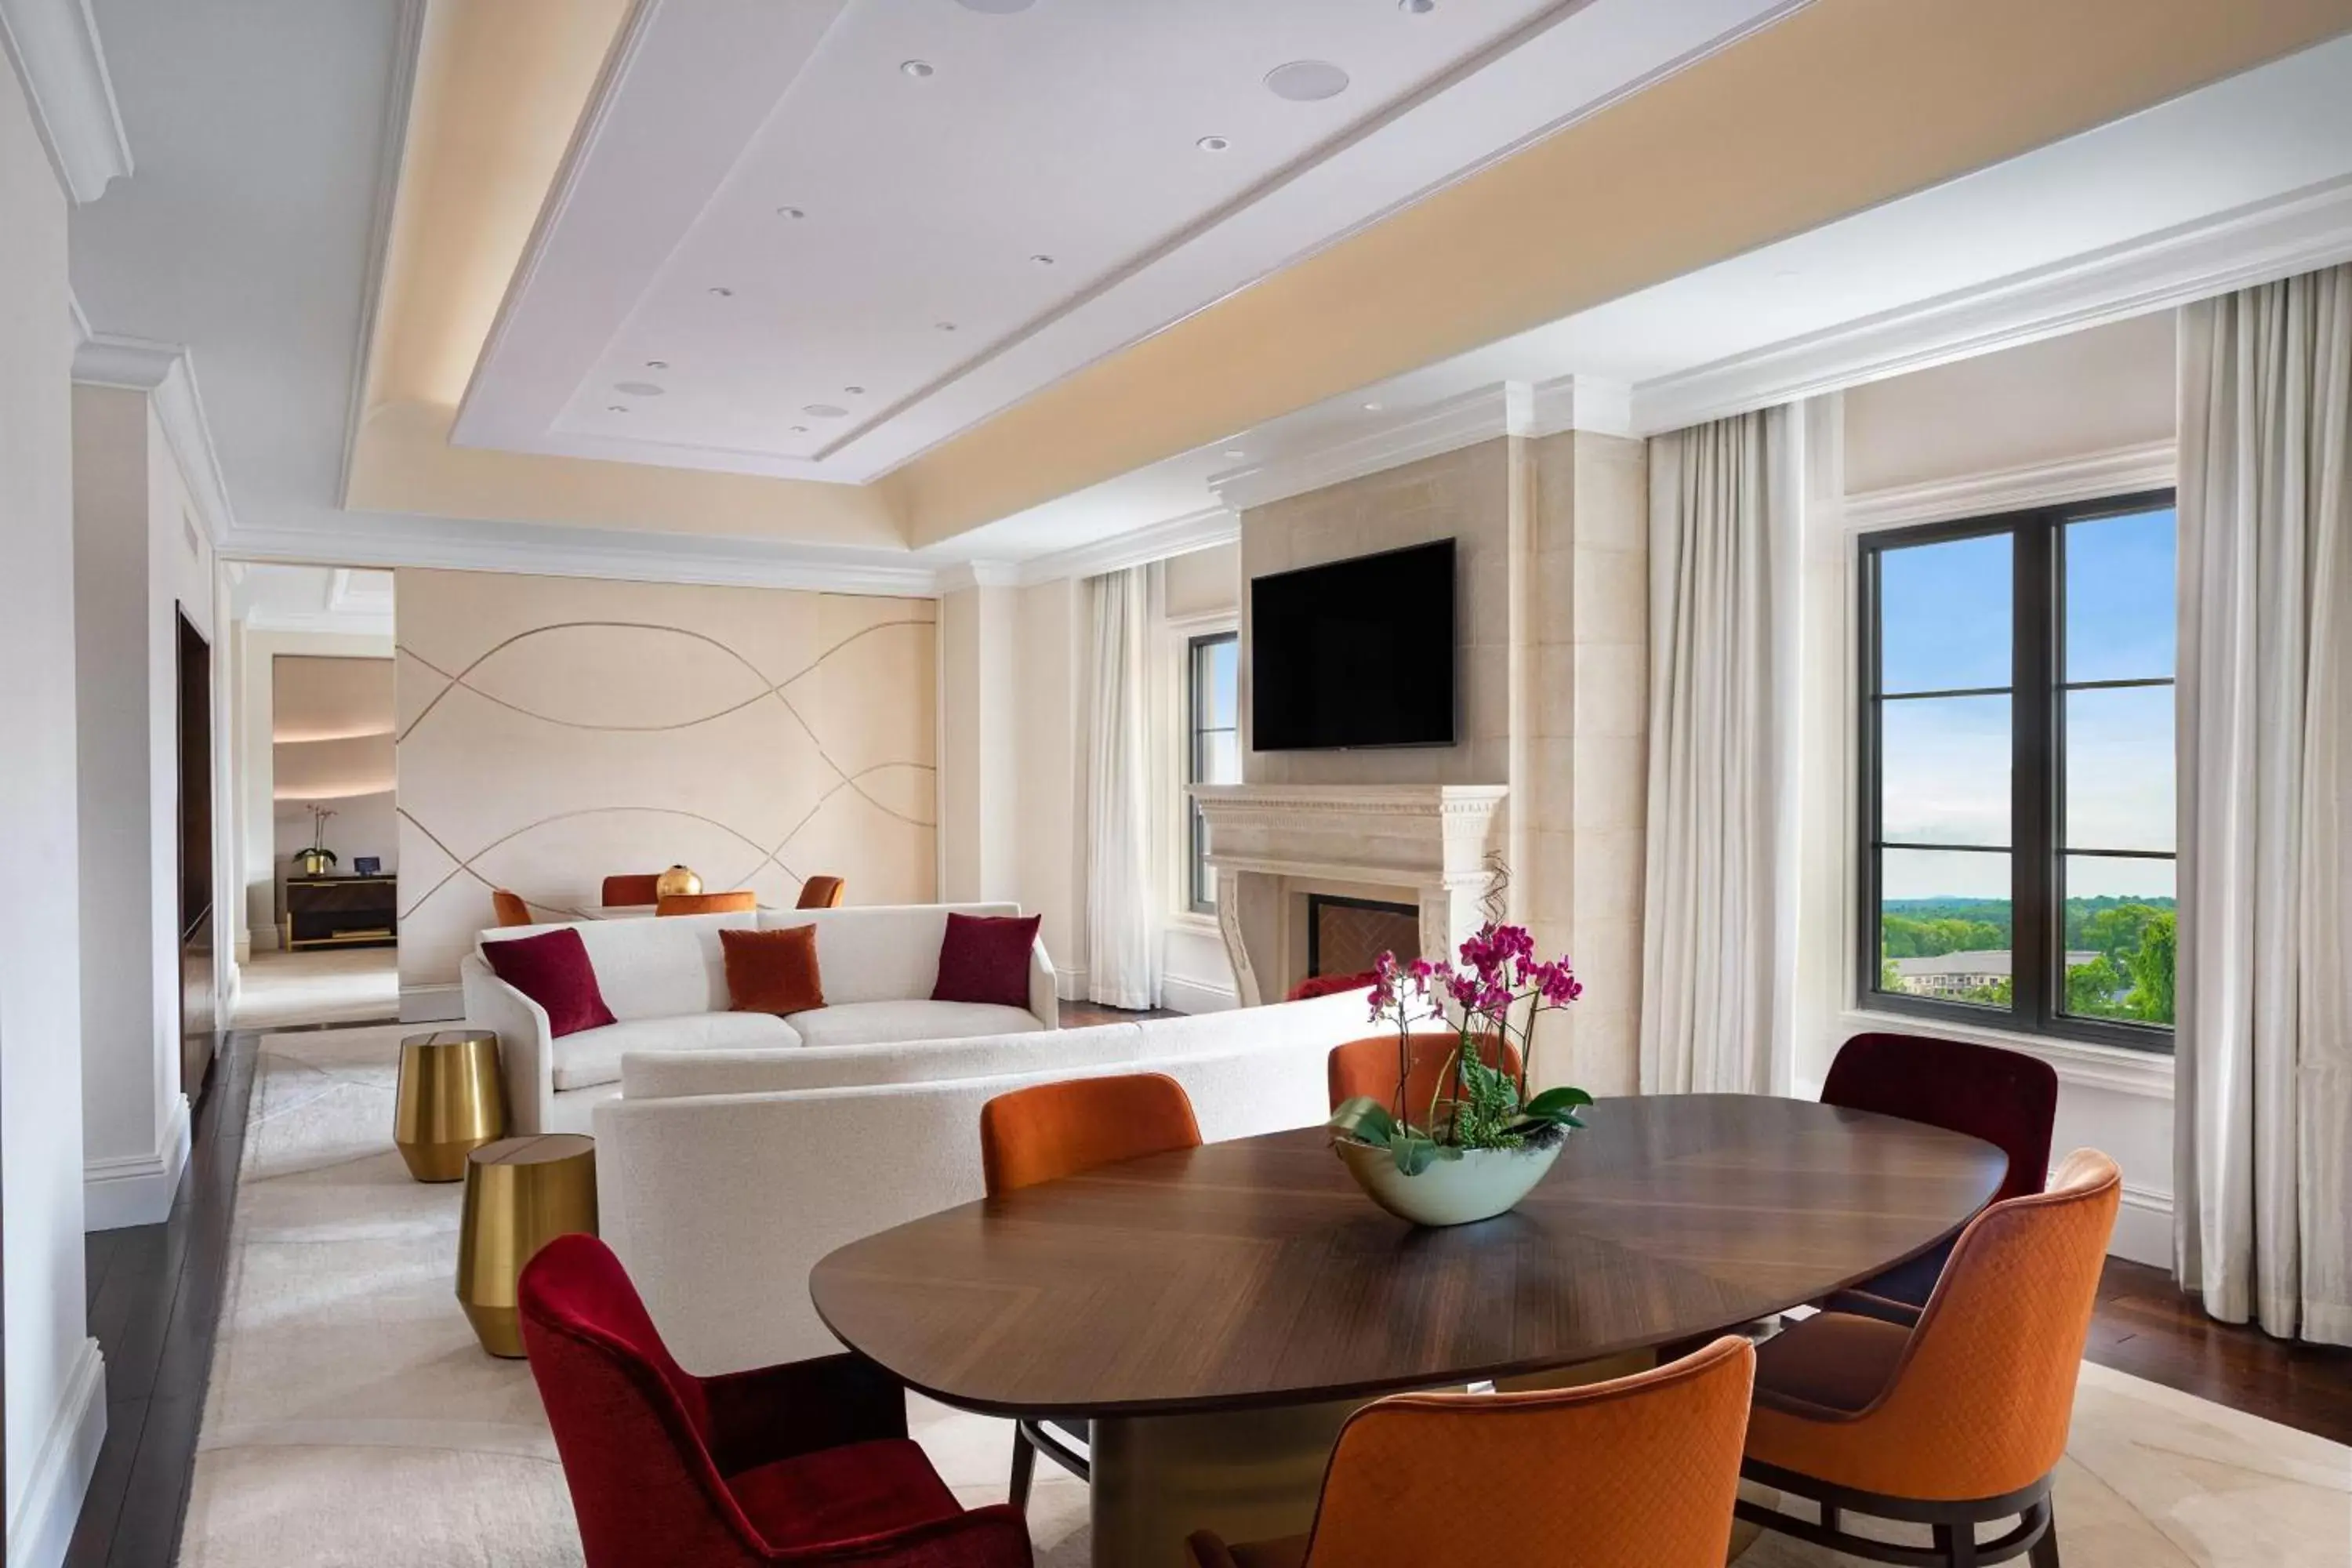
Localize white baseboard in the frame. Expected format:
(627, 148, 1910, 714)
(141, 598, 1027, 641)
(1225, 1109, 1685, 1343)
(400, 982, 463, 1023)
(250, 922, 281, 953)
(2109, 1181, 2174, 1269)
(5, 1338, 107, 1568)
(82, 1093, 192, 1231)
(1162, 974, 1240, 1014)
(1054, 965, 1087, 1003)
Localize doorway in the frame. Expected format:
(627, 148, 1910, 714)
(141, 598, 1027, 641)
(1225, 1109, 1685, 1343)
(177, 606, 216, 1098)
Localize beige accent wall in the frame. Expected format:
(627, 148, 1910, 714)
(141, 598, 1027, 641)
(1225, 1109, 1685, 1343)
(393, 568, 937, 1004)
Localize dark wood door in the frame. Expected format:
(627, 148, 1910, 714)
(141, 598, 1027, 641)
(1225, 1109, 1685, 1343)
(176, 608, 216, 1098)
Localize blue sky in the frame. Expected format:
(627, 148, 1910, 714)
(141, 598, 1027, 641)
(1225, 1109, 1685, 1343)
(1878, 509, 2175, 902)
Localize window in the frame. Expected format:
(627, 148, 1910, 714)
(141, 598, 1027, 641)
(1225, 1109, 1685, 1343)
(1185, 630, 1240, 913)
(1859, 492, 2176, 1048)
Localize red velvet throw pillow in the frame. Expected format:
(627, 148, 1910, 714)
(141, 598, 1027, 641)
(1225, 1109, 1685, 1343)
(931, 913, 1040, 1009)
(720, 925, 825, 1015)
(484, 927, 617, 1038)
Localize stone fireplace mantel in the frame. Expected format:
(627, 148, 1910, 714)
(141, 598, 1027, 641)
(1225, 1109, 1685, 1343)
(1191, 783, 1508, 1007)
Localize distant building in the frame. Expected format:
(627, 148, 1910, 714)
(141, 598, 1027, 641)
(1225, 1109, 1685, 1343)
(1889, 949, 2102, 999)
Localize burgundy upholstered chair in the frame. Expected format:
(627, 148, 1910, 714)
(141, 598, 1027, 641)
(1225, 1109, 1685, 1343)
(1820, 1032, 2059, 1316)
(1287, 969, 1379, 1002)
(518, 1234, 1032, 1567)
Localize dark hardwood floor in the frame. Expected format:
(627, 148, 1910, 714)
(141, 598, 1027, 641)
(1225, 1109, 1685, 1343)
(2085, 1256, 2352, 1446)
(1058, 999, 1180, 1027)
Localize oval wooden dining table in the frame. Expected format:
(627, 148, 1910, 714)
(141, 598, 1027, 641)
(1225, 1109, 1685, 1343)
(811, 1094, 2007, 1566)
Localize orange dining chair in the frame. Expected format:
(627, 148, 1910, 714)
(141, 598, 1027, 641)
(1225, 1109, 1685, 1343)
(655, 891, 758, 916)
(1735, 1149, 2122, 1568)
(978, 1073, 1203, 1512)
(796, 875, 847, 909)
(491, 889, 535, 927)
(1327, 1032, 1522, 1120)
(1187, 1335, 1757, 1568)
(600, 873, 662, 907)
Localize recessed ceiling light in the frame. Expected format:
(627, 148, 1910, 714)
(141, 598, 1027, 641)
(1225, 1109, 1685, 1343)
(1223, 448, 1247, 459)
(1264, 60, 1350, 102)
(790, 424, 808, 434)
(1196, 135, 1231, 153)
(956, 0, 1035, 11)
(708, 285, 734, 297)
(614, 380, 666, 397)
(844, 385, 866, 395)
(608, 405, 630, 413)
(1030, 253, 1056, 267)
(803, 404, 848, 418)
(900, 59, 935, 78)
(1399, 0, 1436, 12)
(935, 321, 958, 332)
(776, 205, 805, 220)
(1362, 401, 1384, 412)
(644, 359, 669, 370)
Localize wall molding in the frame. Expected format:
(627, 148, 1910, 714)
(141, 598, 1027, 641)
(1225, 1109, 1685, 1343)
(1014, 505, 1240, 586)
(82, 1091, 192, 1230)
(1842, 440, 2177, 532)
(0, 0, 130, 203)
(71, 332, 238, 546)
(1161, 973, 1240, 1015)
(1634, 172, 2352, 437)
(2111, 1181, 2175, 1269)
(400, 982, 464, 1024)
(4, 1336, 106, 1568)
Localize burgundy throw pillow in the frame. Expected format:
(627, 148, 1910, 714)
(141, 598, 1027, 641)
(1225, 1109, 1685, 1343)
(484, 927, 617, 1038)
(932, 913, 1041, 1009)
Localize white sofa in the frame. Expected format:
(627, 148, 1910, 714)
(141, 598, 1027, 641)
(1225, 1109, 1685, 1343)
(459, 902, 1058, 1135)
(591, 989, 1378, 1374)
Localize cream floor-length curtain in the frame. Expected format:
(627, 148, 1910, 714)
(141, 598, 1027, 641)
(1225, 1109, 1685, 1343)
(1083, 567, 1159, 1010)
(2176, 265, 2352, 1347)
(1639, 407, 1802, 1097)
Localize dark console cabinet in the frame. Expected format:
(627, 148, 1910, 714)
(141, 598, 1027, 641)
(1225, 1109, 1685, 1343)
(285, 874, 398, 950)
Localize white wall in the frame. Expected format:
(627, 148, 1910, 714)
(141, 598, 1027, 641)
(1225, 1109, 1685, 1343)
(71, 383, 212, 1231)
(937, 583, 1017, 904)
(1012, 577, 1083, 995)
(0, 53, 104, 1568)
(1797, 314, 2181, 1265)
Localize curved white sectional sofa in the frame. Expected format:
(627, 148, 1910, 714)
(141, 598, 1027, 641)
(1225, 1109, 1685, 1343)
(459, 903, 1059, 1135)
(592, 989, 1377, 1374)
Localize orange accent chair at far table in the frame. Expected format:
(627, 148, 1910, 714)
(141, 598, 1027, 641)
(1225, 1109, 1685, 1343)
(656, 891, 759, 916)
(1735, 1148, 2122, 1568)
(601, 873, 662, 907)
(978, 1072, 1205, 1513)
(1327, 1032, 1522, 1117)
(491, 889, 534, 927)
(1187, 1334, 1758, 1568)
(797, 875, 848, 909)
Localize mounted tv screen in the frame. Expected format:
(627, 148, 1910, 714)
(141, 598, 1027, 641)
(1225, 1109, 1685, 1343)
(1250, 539, 1457, 751)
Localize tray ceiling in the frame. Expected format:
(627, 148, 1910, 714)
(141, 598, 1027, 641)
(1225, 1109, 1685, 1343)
(452, 0, 1801, 484)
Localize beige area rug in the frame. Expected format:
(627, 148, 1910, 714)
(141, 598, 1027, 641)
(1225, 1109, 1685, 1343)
(229, 946, 399, 1030)
(183, 1025, 2348, 1566)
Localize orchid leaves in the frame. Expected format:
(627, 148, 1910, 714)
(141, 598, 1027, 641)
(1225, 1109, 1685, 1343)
(1328, 1096, 1463, 1175)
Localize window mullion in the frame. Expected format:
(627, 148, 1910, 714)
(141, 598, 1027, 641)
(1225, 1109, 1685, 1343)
(2012, 519, 2057, 1033)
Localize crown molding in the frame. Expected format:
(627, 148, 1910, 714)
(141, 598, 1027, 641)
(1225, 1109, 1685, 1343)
(71, 332, 236, 546)
(338, 0, 423, 507)
(934, 561, 1020, 593)
(1014, 505, 1240, 586)
(241, 605, 397, 641)
(0, 0, 131, 202)
(1842, 440, 2176, 532)
(218, 510, 944, 599)
(1527, 373, 1633, 438)
(1210, 384, 1529, 513)
(1632, 172, 2352, 437)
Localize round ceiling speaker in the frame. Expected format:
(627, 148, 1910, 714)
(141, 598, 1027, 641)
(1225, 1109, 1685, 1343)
(613, 381, 666, 397)
(802, 404, 848, 419)
(1265, 60, 1350, 102)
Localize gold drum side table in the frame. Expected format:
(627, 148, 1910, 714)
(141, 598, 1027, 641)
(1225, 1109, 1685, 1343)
(456, 1134, 598, 1358)
(394, 1030, 508, 1181)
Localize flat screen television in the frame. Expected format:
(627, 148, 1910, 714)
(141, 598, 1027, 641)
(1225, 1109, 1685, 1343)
(1250, 539, 1456, 750)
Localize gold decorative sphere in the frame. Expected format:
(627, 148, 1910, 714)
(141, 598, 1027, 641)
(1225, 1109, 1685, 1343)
(655, 865, 702, 899)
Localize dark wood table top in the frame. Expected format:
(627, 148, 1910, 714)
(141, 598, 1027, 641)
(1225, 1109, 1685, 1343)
(810, 1094, 2006, 1419)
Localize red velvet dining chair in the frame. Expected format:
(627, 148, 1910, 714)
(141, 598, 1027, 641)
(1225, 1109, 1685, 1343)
(1820, 1032, 2059, 1317)
(518, 1234, 1032, 1567)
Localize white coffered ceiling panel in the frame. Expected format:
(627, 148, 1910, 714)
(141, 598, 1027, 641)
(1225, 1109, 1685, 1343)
(453, 0, 1802, 483)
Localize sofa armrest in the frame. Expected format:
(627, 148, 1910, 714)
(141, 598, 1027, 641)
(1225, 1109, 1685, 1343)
(460, 953, 554, 1135)
(1028, 937, 1059, 1031)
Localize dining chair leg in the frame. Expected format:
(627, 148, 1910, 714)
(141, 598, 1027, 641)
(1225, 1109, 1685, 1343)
(1009, 1425, 1036, 1515)
(2028, 1502, 2062, 1568)
(1934, 1522, 1978, 1568)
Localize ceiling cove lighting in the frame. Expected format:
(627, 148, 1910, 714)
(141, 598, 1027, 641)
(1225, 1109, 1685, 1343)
(1196, 135, 1230, 152)
(900, 59, 935, 78)
(1264, 60, 1350, 102)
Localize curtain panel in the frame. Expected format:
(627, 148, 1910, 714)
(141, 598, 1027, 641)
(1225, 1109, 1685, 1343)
(2175, 265, 2352, 1346)
(1083, 567, 1160, 1010)
(1639, 406, 1802, 1098)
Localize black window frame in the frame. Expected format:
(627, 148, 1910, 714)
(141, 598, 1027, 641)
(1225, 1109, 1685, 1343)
(1856, 488, 2177, 1052)
(1185, 629, 1240, 916)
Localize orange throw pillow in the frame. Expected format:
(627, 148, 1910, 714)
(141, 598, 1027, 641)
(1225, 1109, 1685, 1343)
(720, 925, 824, 1015)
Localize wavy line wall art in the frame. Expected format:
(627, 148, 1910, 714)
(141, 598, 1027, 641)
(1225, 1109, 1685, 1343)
(393, 568, 936, 996)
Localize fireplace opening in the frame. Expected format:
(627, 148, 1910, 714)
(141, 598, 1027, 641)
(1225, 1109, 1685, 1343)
(1306, 895, 1420, 979)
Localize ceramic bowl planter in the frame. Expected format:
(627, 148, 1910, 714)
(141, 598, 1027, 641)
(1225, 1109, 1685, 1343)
(1334, 1136, 1563, 1227)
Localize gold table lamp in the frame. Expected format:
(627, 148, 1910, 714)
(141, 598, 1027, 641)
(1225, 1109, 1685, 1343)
(394, 1030, 507, 1181)
(456, 1134, 599, 1358)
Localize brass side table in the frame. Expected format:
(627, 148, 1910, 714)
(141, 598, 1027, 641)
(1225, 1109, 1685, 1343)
(394, 1030, 508, 1181)
(456, 1134, 598, 1358)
